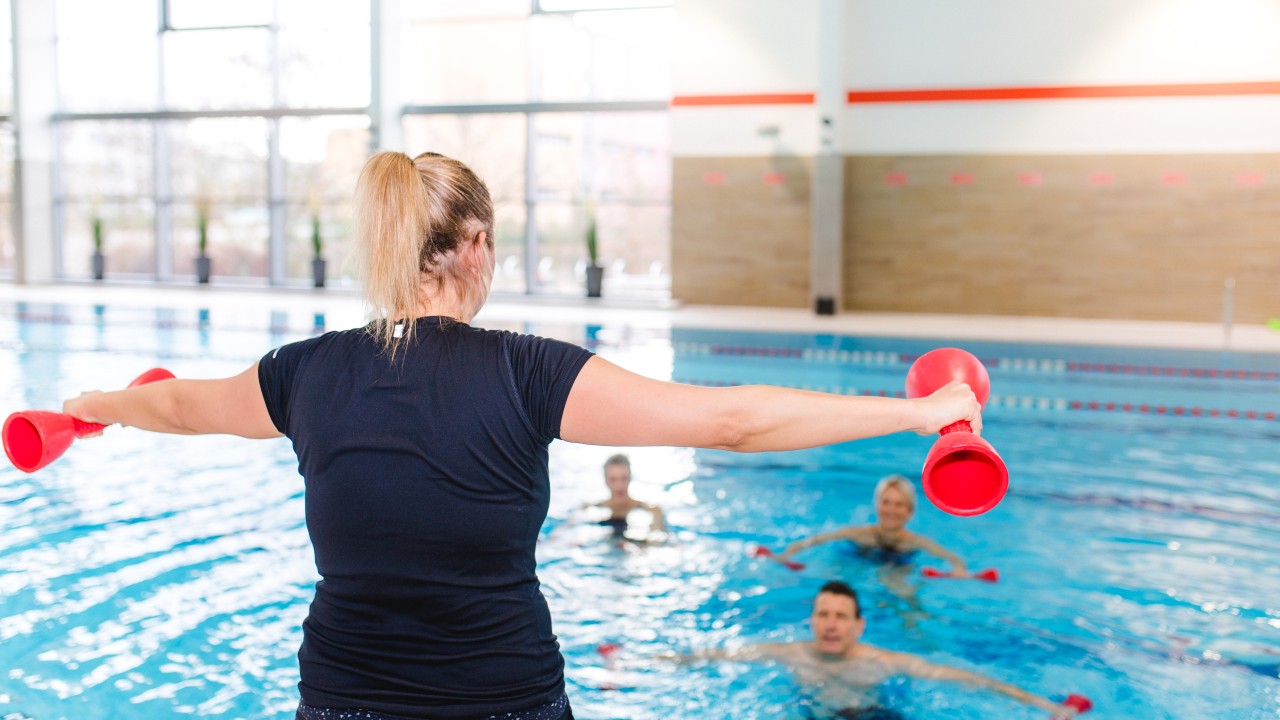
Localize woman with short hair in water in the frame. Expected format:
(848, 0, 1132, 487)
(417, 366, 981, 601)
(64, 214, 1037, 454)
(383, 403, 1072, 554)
(62, 151, 982, 719)
(779, 475, 971, 575)
(582, 453, 666, 538)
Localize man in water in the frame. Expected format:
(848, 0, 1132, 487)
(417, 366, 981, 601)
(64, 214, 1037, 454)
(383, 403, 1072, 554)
(679, 581, 1082, 718)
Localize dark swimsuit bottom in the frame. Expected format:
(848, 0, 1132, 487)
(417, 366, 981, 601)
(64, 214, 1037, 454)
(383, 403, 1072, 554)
(296, 694, 572, 720)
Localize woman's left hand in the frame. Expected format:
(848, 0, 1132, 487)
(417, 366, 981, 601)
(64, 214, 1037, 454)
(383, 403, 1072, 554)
(911, 381, 983, 435)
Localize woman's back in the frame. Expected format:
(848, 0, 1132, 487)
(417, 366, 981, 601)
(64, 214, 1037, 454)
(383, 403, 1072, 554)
(259, 317, 591, 718)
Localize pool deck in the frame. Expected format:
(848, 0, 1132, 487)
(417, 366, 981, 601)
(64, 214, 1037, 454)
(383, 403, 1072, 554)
(2, 281, 1279, 353)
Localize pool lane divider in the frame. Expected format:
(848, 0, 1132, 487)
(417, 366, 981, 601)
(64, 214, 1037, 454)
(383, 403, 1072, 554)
(9, 311, 1278, 381)
(674, 342, 1280, 382)
(673, 377, 1279, 421)
(8, 313, 1278, 382)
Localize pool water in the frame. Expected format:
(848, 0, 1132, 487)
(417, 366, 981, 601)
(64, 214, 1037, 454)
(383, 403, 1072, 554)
(1, 303, 1278, 719)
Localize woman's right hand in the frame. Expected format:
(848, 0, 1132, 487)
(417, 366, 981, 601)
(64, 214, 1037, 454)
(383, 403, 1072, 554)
(62, 391, 107, 436)
(911, 381, 982, 436)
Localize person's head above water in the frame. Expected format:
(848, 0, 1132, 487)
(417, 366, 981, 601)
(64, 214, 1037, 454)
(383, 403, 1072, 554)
(810, 580, 867, 657)
(355, 151, 496, 355)
(603, 453, 632, 498)
(872, 474, 916, 531)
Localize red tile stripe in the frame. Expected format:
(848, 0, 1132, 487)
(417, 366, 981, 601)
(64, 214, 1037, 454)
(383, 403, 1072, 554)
(671, 93, 816, 107)
(847, 81, 1280, 104)
(672, 82, 1280, 107)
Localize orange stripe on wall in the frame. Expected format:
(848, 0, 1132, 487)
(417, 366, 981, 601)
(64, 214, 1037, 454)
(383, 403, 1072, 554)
(671, 93, 815, 107)
(847, 81, 1280, 103)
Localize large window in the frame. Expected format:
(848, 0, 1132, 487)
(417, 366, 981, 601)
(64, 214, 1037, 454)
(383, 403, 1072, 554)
(166, 118, 270, 280)
(57, 122, 155, 278)
(41, 0, 672, 297)
(401, 0, 673, 298)
(52, 0, 371, 286)
(55, 0, 158, 112)
(0, 121, 13, 278)
(0, 0, 13, 277)
(531, 111, 669, 295)
(530, 9, 673, 102)
(404, 113, 529, 293)
(280, 116, 371, 285)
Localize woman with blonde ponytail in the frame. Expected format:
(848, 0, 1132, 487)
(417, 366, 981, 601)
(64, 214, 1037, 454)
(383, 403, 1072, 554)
(62, 151, 984, 719)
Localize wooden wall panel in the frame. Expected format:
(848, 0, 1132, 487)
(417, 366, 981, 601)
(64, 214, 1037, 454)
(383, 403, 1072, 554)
(672, 157, 812, 308)
(670, 153, 1280, 322)
(843, 155, 1280, 323)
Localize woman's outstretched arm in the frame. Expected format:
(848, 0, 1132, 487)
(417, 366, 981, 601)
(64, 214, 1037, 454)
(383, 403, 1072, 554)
(912, 534, 971, 575)
(62, 363, 281, 440)
(560, 356, 981, 451)
(779, 528, 862, 560)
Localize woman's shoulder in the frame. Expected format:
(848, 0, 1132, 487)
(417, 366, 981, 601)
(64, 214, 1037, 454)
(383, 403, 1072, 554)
(892, 529, 934, 551)
(264, 328, 349, 361)
(481, 327, 594, 361)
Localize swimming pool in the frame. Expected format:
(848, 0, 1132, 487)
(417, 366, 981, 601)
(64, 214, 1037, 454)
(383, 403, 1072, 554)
(1, 301, 1277, 719)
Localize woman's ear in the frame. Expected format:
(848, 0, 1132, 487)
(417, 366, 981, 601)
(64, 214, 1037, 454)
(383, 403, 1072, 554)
(467, 231, 489, 274)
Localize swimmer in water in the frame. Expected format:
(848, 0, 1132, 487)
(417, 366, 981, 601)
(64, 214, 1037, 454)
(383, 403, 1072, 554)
(779, 475, 970, 575)
(582, 453, 666, 537)
(675, 581, 1080, 719)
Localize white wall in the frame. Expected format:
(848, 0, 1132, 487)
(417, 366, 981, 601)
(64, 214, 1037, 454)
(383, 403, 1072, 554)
(673, 0, 1280, 156)
(845, 0, 1280, 88)
(845, 0, 1280, 153)
(672, 0, 822, 157)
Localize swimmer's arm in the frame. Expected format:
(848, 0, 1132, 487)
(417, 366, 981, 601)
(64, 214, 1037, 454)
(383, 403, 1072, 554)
(638, 502, 667, 531)
(62, 364, 282, 440)
(560, 357, 981, 452)
(659, 643, 786, 664)
(892, 652, 1076, 716)
(911, 534, 970, 575)
(781, 528, 858, 559)
(660, 648, 733, 663)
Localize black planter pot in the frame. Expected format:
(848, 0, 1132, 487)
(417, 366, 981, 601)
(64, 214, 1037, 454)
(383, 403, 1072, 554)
(195, 255, 212, 284)
(312, 257, 327, 288)
(585, 264, 604, 298)
(91, 252, 105, 280)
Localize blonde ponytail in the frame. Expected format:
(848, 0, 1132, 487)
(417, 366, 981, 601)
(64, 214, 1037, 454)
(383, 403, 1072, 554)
(355, 150, 494, 358)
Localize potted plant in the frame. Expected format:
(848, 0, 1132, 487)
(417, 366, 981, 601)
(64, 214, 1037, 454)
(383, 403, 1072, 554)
(311, 211, 327, 288)
(90, 211, 106, 281)
(195, 200, 212, 284)
(584, 205, 603, 298)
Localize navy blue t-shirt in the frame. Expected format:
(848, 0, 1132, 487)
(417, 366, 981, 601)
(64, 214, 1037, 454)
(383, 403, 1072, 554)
(257, 318, 593, 718)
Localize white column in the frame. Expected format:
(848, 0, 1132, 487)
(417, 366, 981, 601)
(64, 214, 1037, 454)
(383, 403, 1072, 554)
(10, 0, 58, 284)
(810, 0, 844, 314)
(369, 0, 403, 153)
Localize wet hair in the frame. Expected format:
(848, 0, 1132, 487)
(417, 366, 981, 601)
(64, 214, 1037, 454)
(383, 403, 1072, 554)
(816, 580, 862, 618)
(355, 151, 494, 357)
(873, 474, 917, 514)
(603, 454, 631, 473)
